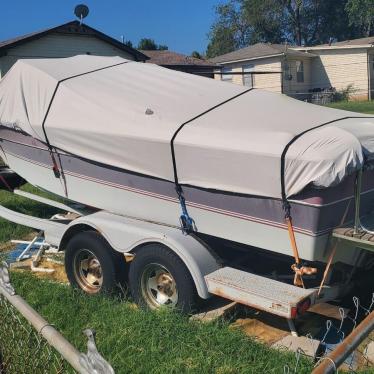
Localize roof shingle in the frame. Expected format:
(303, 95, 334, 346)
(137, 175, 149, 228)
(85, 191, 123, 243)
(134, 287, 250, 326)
(141, 50, 216, 66)
(209, 43, 316, 64)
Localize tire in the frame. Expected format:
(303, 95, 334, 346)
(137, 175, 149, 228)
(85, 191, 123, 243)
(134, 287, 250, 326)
(129, 244, 197, 313)
(65, 231, 125, 294)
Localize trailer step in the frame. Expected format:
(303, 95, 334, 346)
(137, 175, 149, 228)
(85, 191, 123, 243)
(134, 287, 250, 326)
(205, 267, 317, 319)
(333, 227, 374, 253)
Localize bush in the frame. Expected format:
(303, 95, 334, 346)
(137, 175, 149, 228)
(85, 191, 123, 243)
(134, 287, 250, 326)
(332, 84, 356, 102)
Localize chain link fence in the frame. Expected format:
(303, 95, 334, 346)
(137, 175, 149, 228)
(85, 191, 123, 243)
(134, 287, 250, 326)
(0, 294, 69, 373)
(282, 293, 374, 373)
(0, 262, 114, 374)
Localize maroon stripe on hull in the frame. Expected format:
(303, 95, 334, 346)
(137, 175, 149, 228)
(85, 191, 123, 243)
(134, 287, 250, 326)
(1, 127, 373, 237)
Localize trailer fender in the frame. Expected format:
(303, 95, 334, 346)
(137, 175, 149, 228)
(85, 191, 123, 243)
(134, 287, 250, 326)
(60, 211, 221, 298)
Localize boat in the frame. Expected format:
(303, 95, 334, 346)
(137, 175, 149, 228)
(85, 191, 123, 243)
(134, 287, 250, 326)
(0, 55, 373, 267)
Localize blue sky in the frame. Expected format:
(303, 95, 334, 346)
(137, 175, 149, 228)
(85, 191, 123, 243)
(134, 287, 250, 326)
(1, 0, 221, 55)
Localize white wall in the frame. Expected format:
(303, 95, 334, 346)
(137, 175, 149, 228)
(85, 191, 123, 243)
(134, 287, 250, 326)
(310, 48, 369, 99)
(214, 56, 283, 93)
(0, 32, 135, 78)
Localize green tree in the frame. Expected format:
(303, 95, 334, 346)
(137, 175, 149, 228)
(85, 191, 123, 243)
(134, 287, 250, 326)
(191, 51, 202, 59)
(158, 45, 169, 50)
(124, 40, 133, 48)
(138, 38, 158, 50)
(206, 0, 362, 58)
(137, 38, 169, 51)
(206, 1, 250, 58)
(346, 0, 374, 36)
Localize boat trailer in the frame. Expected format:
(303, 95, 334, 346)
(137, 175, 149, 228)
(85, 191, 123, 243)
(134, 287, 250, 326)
(0, 167, 372, 337)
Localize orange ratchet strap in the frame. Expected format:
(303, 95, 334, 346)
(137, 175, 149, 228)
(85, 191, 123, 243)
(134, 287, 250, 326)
(286, 216, 317, 288)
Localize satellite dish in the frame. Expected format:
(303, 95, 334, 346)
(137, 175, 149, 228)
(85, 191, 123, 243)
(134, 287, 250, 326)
(74, 4, 89, 24)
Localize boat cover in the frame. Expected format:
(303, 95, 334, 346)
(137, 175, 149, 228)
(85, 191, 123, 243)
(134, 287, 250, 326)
(0, 55, 373, 198)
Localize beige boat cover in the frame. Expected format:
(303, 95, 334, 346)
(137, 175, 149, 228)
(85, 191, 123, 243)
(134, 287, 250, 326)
(0, 55, 373, 198)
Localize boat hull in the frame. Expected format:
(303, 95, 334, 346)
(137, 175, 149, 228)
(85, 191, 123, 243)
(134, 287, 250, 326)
(0, 127, 372, 266)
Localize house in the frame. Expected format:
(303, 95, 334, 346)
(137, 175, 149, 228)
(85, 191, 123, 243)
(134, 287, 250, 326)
(211, 38, 374, 101)
(141, 50, 217, 77)
(210, 43, 316, 98)
(0, 21, 148, 79)
(295, 37, 374, 100)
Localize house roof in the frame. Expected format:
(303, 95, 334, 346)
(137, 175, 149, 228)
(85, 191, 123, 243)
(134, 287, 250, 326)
(141, 50, 216, 66)
(321, 36, 374, 47)
(209, 43, 316, 64)
(0, 21, 149, 61)
(293, 36, 374, 51)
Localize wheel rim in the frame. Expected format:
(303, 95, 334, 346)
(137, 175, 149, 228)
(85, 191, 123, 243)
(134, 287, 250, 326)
(140, 263, 178, 308)
(73, 249, 103, 294)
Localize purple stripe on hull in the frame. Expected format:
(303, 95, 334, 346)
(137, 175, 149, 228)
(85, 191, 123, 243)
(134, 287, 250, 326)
(1, 127, 373, 237)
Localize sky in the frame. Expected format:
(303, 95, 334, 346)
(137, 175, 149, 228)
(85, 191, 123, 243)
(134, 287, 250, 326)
(1, 0, 221, 55)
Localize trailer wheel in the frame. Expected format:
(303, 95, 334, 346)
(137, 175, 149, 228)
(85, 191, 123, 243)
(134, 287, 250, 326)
(65, 231, 124, 294)
(129, 244, 197, 313)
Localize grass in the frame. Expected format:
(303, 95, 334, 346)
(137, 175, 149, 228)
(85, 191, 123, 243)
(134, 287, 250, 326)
(0, 185, 314, 373)
(326, 100, 374, 114)
(0, 184, 59, 244)
(8, 271, 313, 374)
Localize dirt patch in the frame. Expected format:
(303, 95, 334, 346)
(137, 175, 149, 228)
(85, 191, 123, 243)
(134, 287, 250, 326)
(230, 310, 290, 345)
(11, 256, 68, 284)
(33, 258, 68, 283)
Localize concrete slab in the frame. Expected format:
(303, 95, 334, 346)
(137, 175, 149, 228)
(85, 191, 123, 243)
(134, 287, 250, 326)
(272, 335, 320, 359)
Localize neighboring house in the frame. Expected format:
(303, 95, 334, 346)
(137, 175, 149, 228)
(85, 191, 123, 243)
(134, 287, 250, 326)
(210, 43, 316, 98)
(211, 38, 374, 100)
(141, 50, 217, 77)
(0, 20, 148, 79)
(295, 37, 374, 100)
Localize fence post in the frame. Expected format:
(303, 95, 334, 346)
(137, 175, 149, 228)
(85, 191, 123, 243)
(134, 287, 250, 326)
(312, 310, 374, 374)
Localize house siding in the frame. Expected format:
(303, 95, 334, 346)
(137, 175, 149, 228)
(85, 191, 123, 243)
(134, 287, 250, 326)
(282, 57, 312, 99)
(214, 57, 282, 93)
(250, 57, 282, 93)
(0, 33, 135, 78)
(310, 48, 369, 99)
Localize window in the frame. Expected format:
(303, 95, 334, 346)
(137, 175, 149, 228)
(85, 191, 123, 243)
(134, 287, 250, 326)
(221, 67, 233, 82)
(296, 60, 304, 83)
(242, 64, 254, 87)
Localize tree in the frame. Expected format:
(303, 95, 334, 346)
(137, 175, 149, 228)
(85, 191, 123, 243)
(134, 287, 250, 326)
(346, 0, 374, 36)
(158, 45, 169, 50)
(206, 0, 363, 58)
(137, 38, 158, 50)
(124, 40, 133, 48)
(137, 38, 169, 51)
(191, 51, 202, 59)
(206, 1, 251, 58)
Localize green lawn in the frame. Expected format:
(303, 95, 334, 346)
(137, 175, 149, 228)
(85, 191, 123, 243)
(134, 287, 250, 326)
(0, 184, 60, 244)
(326, 100, 374, 114)
(7, 272, 313, 374)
